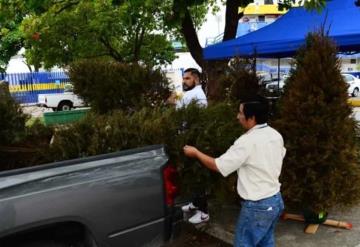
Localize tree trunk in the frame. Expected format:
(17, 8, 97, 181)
(178, 0, 243, 101)
(23, 61, 33, 73)
(223, 0, 243, 41)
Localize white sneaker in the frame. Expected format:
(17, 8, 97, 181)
(188, 210, 210, 224)
(181, 202, 198, 213)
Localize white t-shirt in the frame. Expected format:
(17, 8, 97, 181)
(176, 85, 207, 109)
(215, 124, 286, 201)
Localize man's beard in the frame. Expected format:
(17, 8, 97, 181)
(182, 83, 195, 91)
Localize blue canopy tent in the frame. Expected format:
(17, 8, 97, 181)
(203, 0, 360, 60)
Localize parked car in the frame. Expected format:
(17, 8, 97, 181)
(265, 80, 286, 93)
(37, 83, 85, 111)
(257, 71, 272, 85)
(342, 73, 360, 97)
(0, 145, 182, 247)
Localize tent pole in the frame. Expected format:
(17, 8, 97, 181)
(254, 57, 257, 73)
(277, 58, 280, 94)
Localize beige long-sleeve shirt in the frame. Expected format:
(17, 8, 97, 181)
(215, 124, 286, 201)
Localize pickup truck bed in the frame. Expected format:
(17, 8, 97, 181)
(0, 145, 181, 247)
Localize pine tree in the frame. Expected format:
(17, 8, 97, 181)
(274, 31, 360, 212)
(0, 81, 28, 145)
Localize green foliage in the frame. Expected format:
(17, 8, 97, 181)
(0, 83, 53, 170)
(0, 3, 24, 72)
(0, 27, 23, 72)
(273, 31, 360, 212)
(49, 103, 244, 203)
(69, 59, 171, 114)
(0, 82, 28, 145)
(0, 0, 327, 70)
(0, 118, 53, 170)
(169, 0, 216, 31)
(19, 0, 176, 68)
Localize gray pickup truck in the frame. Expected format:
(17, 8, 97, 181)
(0, 145, 181, 247)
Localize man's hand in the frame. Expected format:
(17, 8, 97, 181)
(166, 92, 177, 105)
(183, 145, 199, 158)
(183, 145, 219, 172)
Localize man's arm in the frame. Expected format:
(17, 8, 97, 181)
(183, 145, 219, 172)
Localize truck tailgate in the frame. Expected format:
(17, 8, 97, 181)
(0, 145, 171, 247)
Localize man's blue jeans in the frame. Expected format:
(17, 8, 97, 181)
(234, 192, 284, 247)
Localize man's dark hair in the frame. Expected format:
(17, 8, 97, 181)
(184, 68, 201, 79)
(240, 95, 269, 124)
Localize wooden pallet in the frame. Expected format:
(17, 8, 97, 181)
(282, 213, 352, 234)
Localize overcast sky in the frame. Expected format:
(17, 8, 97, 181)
(197, 2, 226, 47)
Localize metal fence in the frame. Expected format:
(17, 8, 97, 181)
(6, 72, 70, 104)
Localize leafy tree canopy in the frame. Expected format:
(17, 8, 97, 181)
(22, 0, 178, 68)
(0, 0, 186, 68)
(0, 0, 327, 70)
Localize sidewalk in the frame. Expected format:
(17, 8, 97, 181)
(193, 204, 360, 247)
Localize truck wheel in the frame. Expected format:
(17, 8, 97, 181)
(352, 88, 359, 97)
(57, 101, 72, 111)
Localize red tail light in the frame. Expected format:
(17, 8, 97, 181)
(163, 164, 178, 207)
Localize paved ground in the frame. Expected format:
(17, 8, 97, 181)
(352, 107, 360, 121)
(21, 105, 90, 118)
(163, 223, 231, 247)
(22, 105, 51, 118)
(196, 204, 360, 247)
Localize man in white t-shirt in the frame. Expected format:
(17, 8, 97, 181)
(167, 68, 207, 109)
(168, 68, 209, 224)
(183, 96, 285, 247)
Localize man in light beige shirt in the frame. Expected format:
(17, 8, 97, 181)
(184, 95, 285, 247)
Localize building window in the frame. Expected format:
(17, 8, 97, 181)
(351, 59, 357, 64)
(265, 0, 274, 4)
(258, 16, 265, 22)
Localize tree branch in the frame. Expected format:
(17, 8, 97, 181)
(132, 20, 143, 62)
(79, 53, 111, 60)
(133, 25, 146, 62)
(99, 37, 124, 62)
(54, 0, 80, 15)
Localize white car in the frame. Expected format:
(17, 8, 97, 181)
(37, 84, 85, 111)
(257, 71, 272, 85)
(38, 92, 85, 111)
(266, 80, 285, 93)
(342, 73, 360, 97)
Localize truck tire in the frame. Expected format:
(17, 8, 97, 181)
(352, 87, 359, 97)
(57, 101, 72, 111)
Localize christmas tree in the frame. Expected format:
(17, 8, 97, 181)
(274, 31, 360, 212)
